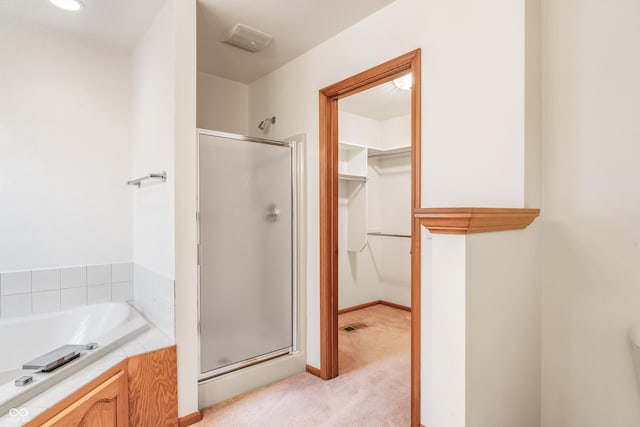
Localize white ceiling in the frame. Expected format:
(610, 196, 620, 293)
(339, 80, 411, 121)
(0, 1, 408, 139)
(0, 0, 164, 48)
(0, 0, 397, 82)
(197, 0, 396, 84)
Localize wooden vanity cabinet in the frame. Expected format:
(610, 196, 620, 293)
(26, 346, 179, 427)
(40, 370, 128, 426)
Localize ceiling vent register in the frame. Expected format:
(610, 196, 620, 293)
(222, 23, 273, 53)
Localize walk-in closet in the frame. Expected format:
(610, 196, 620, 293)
(338, 81, 412, 312)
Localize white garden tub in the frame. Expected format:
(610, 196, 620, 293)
(0, 303, 148, 416)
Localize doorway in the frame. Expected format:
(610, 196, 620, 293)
(319, 49, 422, 426)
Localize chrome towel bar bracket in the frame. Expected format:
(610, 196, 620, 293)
(127, 171, 167, 188)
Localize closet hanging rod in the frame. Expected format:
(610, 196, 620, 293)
(338, 174, 367, 183)
(367, 232, 411, 238)
(126, 171, 166, 188)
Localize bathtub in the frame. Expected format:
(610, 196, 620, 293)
(0, 303, 148, 416)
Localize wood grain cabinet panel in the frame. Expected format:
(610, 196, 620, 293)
(127, 346, 178, 426)
(26, 346, 179, 427)
(77, 400, 117, 426)
(40, 370, 128, 427)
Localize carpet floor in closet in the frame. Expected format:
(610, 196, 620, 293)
(195, 304, 411, 427)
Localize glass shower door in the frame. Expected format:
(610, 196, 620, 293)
(198, 132, 293, 379)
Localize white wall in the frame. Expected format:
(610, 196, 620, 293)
(0, 24, 132, 272)
(525, 0, 542, 208)
(466, 228, 541, 427)
(371, 154, 411, 306)
(131, 0, 175, 280)
(422, 232, 467, 427)
(421, 229, 541, 427)
(338, 111, 382, 148)
(380, 115, 411, 150)
(248, 0, 529, 376)
(173, 0, 199, 418)
(418, 0, 526, 208)
(541, 0, 640, 425)
(197, 71, 249, 135)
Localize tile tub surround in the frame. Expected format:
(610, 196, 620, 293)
(132, 264, 175, 340)
(0, 262, 175, 341)
(0, 263, 134, 319)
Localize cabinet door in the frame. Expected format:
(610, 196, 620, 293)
(41, 370, 128, 427)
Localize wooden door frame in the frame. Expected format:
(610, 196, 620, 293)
(318, 49, 422, 426)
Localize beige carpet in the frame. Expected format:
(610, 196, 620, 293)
(196, 304, 411, 427)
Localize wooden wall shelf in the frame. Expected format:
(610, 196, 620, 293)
(414, 207, 540, 234)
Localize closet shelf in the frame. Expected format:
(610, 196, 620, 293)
(339, 173, 367, 183)
(367, 232, 411, 239)
(338, 141, 368, 150)
(339, 142, 368, 251)
(368, 145, 411, 158)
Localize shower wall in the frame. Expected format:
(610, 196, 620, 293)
(197, 71, 249, 135)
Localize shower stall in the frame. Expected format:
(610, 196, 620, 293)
(197, 129, 297, 381)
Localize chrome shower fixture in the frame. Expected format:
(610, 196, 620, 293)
(258, 116, 276, 131)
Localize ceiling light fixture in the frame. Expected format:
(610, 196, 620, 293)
(393, 73, 413, 91)
(49, 0, 84, 12)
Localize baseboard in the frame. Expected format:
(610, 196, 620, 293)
(338, 300, 411, 315)
(179, 411, 202, 426)
(306, 364, 321, 377)
(379, 300, 411, 312)
(337, 300, 381, 314)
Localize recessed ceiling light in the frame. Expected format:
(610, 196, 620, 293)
(393, 73, 413, 91)
(49, 0, 84, 11)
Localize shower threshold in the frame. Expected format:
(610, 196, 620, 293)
(199, 347, 292, 382)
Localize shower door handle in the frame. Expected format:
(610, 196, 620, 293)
(266, 204, 280, 223)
